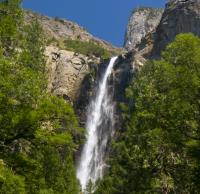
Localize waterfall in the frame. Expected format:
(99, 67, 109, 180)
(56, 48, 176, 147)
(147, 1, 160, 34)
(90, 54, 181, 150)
(77, 56, 118, 192)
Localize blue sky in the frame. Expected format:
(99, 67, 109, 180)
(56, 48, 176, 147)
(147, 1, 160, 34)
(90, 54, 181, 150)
(22, 0, 166, 47)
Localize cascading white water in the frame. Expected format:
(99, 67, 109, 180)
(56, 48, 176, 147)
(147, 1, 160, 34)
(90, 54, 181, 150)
(77, 56, 118, 192)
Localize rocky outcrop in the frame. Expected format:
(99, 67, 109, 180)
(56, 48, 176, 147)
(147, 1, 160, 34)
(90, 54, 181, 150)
(45, 46, 100, 102)
(152, 0, 200, 56)
(125, 0, 200, 62)
(124, 7, 163, 51)
(24, 11, 124, 104)
(113, 53, 135, 101)
(25, 11, 121, 54)
(41, 0, 200, 132)
(75, 52, 136, 126)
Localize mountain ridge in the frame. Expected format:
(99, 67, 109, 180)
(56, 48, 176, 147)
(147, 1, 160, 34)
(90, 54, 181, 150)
(24, 10, 123, 54)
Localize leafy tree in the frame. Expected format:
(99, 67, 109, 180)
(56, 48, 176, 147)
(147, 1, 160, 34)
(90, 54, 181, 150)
(96, 33, 200, 194)
(63, 39, 111, 59)
(0, 0, 22, 55)
(19, 19, 46, 73)
(0, 1, 82, 193)
(0, 160, 26, 194)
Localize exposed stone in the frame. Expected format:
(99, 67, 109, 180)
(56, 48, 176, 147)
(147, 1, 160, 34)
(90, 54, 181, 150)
(45, 46, 100, 102)
(24, 10, 122, 54)
(133, 52, 147, 69)
(75, 52, 135, 128)
(152, 0, 200, 56)
(124, 7, 163, 51)
(113, 53, 134, 103)
(23, 11, 124, 106)
(124, 0, 200, 66)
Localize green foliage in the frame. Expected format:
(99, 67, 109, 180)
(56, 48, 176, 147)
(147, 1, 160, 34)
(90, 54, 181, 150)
(162, 33, 200, 72)
(0, 1, 82, 193)
(83, 180, 99, 194)
(0, 160, 26, 194)
(19, 19, 46, 73)
(0, 0, 22, 55)
(63, 39, 111, 59)
(96, 33, 200, 194)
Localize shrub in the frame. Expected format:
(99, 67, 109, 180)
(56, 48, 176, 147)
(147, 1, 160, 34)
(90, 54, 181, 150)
(63, 39, 111, 59)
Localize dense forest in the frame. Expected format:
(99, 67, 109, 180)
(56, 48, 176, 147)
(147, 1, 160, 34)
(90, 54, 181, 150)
(95, 34, 200, 193)
(0, 1, 83, 193)
(1, 0, 200, 194)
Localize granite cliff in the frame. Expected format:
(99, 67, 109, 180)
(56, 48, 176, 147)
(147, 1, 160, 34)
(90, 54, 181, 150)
(24, 11, 122, 102)
(25, 11, 119, 52)
(124, 7, 163, 51)
(152, 0, 200, 56)
(123, 0, 200, 68)
(123, 7, 163, 68)
(45, 46, 100, 102)
(25, 0, 200, 110)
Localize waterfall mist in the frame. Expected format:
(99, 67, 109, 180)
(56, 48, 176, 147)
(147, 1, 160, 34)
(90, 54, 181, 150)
(76, 56, 118, 192)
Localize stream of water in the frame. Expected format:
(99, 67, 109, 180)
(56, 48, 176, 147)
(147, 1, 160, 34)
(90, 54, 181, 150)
(76, 56, 118, 192)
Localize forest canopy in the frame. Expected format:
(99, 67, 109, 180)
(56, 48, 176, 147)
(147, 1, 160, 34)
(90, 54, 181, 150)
(95, 33, 200, 194)
(0, 1, 83, 193)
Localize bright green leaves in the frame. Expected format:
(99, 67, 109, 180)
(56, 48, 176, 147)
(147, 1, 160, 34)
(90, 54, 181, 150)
(96, 33, 200, 194)
(0, 0, 22, 55)
(125, 35, 200, 193)
(0, 2, 82, 194)
(0, 160, 26, 194)
(35, 129, 73, 147)
(63, 39, 112, 59)
(151, 173, 174, 194)
(19, 20, 46, 73)
(162, 33, 200, 72)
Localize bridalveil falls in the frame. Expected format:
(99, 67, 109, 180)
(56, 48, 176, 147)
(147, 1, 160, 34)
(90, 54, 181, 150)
(77, 56, 118, 192)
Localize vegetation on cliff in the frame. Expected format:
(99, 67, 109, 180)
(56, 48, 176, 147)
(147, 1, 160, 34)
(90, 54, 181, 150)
(95, 33, 200, 194)
(1, 1, 200, 194)
(0, 1, 83, 193)
(47, 38, 112, 59)
(63, 39, 112, 59)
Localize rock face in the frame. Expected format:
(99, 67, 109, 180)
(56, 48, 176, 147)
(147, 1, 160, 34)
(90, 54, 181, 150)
(25, 11, 121, 54)
(24, 11, 123, 103)
(45, 46, 100, 102)
(124, 7, 163, 51)
(125, 0, 200, 62)
(152, 0, 200, 56)
(75, 52, 135, 126)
